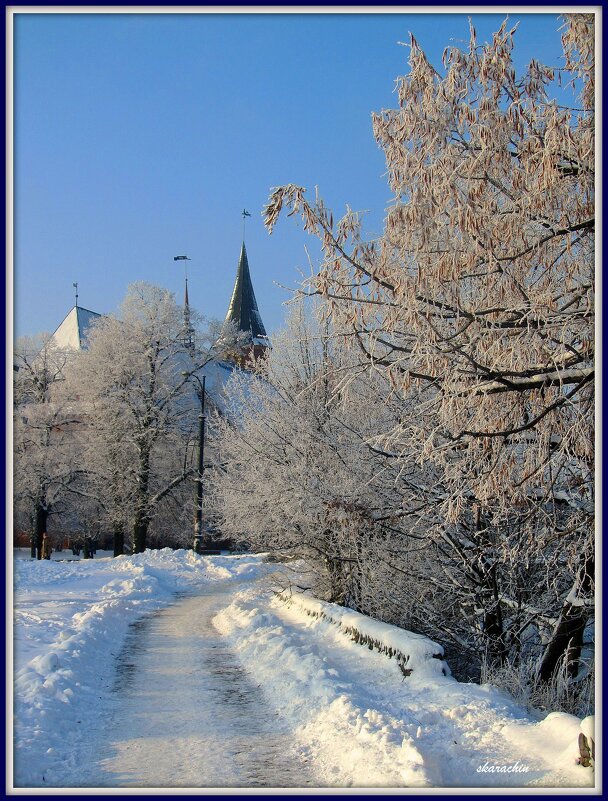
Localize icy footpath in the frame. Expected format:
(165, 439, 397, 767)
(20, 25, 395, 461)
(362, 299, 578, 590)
(12, 549, 268, 787)
(13, 551, 595, 790)
(214, 582, 595, 789)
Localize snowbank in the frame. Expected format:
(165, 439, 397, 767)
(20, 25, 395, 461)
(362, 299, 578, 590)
(502, 712, 596, 773)
(214, 584, 429, 787)
(12, 552, 595, 790)
(280, 590, 450, 679)
(214, 582, 595, 789)
(12, 549, 267, 788)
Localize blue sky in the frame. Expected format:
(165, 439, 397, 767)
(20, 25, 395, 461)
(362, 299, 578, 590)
(13, 10, 571, 339)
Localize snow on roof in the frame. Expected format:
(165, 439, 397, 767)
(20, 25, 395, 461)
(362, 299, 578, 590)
(170, 350, 258, 419)
(186, 359, 234, 416)
(46, 305, 257, 416)
(197, 358, 260, 418)
(49, 306, 102, 352)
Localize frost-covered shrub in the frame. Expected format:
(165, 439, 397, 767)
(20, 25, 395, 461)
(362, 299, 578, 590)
(481, 654, 595, 718)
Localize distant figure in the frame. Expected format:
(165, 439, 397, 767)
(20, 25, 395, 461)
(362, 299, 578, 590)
(71, 544, 81, 556)
(41, 533, 52, 560)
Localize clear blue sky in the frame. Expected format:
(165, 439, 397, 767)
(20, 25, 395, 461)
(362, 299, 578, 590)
(13, 10, 570, 339)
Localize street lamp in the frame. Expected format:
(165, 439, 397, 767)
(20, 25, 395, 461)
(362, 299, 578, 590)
(183, 371, 206, 554)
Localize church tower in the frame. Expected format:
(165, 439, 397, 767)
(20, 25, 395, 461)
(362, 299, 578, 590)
(223, 240, 268, 365)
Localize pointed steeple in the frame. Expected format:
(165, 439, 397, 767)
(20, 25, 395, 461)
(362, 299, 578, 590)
(174, 255, 194, 352)
(225, 242, 267, 342)
(182, 278, 195, 353)
(184, 276, 191, 330)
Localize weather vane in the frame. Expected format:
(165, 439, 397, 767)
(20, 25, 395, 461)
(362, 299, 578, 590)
(73, 282, 78, 307)
(242, 208, 251, 241)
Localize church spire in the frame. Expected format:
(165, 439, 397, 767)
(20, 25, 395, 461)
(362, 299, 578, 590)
(224, 240, 267, 342)
(174, 255, 194, 353)
(223, 221, 268, 366)
(183, 276, 194, 353)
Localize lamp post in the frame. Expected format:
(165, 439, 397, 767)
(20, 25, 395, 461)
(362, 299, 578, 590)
(183, 372, 206, 554)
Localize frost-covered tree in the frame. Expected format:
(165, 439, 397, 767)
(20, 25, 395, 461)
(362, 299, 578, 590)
(215, 306, 365, 600)
(263, 16, 594, 684)
(13, 334, 86, 557)
(65, 282, 228, 554)
(213, 304, 432, 617)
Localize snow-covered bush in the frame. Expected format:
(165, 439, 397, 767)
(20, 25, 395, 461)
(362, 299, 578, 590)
(481, 653, 594, 719)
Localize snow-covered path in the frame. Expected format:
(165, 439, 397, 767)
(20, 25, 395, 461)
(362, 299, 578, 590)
(13, 551, 596, 791)
(81, 588, 314, 788)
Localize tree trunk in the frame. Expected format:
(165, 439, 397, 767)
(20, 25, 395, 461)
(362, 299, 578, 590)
(132, 447, 151, 555)
(538, 552, 594, 682)
(347, 535, 364, 614)
(483, 563, 506, 666)
(132, 519, 149, 554)
(325, 554, 345, 605)
(34, 505, 48, 561)
(473, 505, 506, 666)
(113, 523, 125, 557)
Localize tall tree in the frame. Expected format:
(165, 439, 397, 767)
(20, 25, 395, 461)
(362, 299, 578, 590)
(66, 282, 223, 554)
(263, 15, 594, 680)
(13, 334, 85, 557)
(212, 304, 429, 615)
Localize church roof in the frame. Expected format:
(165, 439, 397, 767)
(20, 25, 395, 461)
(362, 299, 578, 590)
(224, 242, 267, 342)
(174, 352, 257, 421)
(49, 306, 102, 351)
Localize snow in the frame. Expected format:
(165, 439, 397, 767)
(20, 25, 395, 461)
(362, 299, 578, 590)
(581, 715, 596, 744)
(48, 305, 102, 352)
(12, 549, 265, 787)
(501, 712, 585, 776)
(565, 585, 594, 607)
(280, 590, 450, 679)
(194, 358, 255, 416)
(12, 550, 596, 790)
(214, 581, 596, 789)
